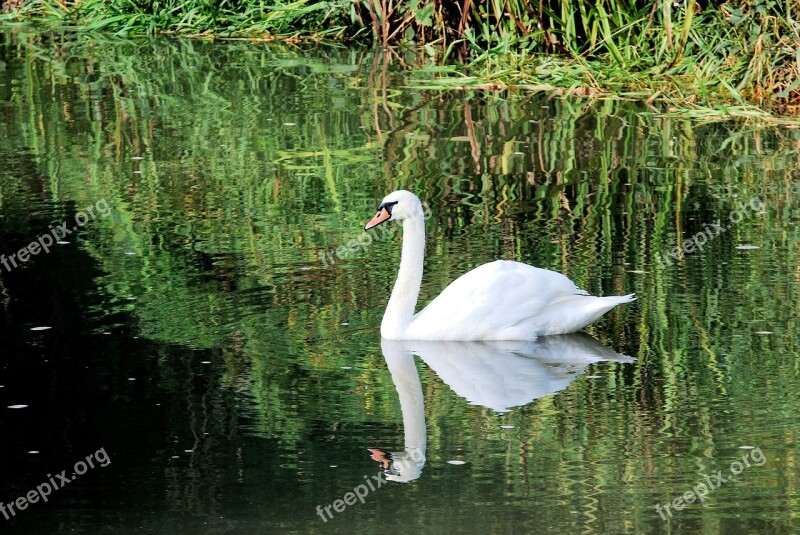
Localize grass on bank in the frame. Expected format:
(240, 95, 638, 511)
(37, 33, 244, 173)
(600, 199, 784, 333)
(1, 0, 799, 116)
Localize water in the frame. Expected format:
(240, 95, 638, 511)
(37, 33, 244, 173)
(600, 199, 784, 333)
(1, 30, 799, 534)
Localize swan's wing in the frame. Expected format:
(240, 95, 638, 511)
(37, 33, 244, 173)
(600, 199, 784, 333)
(407, 260, 587, 340)
(408, 340, 576, 412)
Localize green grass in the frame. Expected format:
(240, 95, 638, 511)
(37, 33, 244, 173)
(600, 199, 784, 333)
(1, 0, 358, 39)
(1, 0, 799, 114)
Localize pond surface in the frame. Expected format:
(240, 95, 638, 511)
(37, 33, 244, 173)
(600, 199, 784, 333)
(0, 30, 799, 534)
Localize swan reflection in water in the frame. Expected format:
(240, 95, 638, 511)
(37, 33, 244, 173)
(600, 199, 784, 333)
(368, 334, 635, 482)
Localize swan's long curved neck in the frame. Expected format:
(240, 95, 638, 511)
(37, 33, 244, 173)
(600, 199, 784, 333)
(382, 340, 427, 463)
(381, 215, 425, 339)
(387, 352, 426, 454)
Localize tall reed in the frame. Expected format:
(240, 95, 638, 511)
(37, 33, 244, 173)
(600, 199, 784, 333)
(2, 0, 798, 108)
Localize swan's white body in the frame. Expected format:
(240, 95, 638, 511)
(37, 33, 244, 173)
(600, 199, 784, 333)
(376, 335, 635, 481)
(365, 190, 635, 341)
(382, 335, 634, 413)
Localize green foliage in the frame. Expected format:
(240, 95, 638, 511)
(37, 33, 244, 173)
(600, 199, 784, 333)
(2, 32, 800, 529)
(1, 0, 356, 38)
(1, 0, 799, 109)
(445, 0, 800, 110)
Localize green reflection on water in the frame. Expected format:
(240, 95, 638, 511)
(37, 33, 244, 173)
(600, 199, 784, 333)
(1, 30, 799, 534)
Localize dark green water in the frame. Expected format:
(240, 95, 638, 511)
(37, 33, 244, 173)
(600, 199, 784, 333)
(0, 30, 798, 534)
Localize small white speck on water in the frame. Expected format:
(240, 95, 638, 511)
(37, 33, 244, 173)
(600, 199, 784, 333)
(586, 375, 602, 379)
(283, 122, 296, 126)
(133, 170, 143, 174)
(501, 425, 515, 429)
(184, 449, 193, 453)
(57, 241, 69, 245)
(128, 377, 136, 381)
(341, 322, 349, 326)
(755, 331, 773, 335)
(341, 366, 352, 370)
(132, 156, 144, 160)
(31, 326, 51, 331)
(329, 465, 338, 468)
(8, 405, 28, 409)
(447, 460, 466, 465)
(736, 245, 760, 250)
(739, 445, 755, 449)
(124, 251, 137, 256)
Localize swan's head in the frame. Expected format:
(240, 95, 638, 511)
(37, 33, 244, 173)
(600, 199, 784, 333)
(367, 447, 425, 483)
(364, 190, 423, 231)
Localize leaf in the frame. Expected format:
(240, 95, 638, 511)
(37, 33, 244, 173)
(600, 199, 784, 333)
(415, 4, 434, 27)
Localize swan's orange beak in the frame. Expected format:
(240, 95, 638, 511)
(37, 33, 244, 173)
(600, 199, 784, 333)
(364, 207, 391, 230)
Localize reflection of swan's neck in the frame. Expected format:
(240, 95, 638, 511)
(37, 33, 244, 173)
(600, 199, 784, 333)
(394, 360, 426, 455)
(381, 215, 425, 339)
(382, 341, 427, 476)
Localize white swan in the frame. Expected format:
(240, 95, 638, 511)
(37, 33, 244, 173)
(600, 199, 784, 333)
(372, 334, 634, 481)
(364, 190, 635, 341)
(383, 334, 634, 413)
(369, 340, 427, 483)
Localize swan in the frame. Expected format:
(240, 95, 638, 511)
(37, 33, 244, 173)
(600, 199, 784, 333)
(364, 190, 635, 340)
(389, 335, 635, 412)
(368, 340, 427, 483)
(370, 335, 634, 481)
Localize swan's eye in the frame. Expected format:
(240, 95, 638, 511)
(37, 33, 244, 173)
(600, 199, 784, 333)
(379, 201, 399, 215)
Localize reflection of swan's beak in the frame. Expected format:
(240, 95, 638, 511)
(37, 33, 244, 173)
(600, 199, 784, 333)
(364, 208, 390, 230)
(367, 447, 425, 482)
(367, 448, 390, 463)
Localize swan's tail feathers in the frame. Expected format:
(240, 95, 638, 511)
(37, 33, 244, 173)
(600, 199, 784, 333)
(607, 352, 636, 364)
(592, 293, 636, 315)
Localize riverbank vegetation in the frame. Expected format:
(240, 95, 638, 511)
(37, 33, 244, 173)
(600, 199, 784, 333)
(1, 0, 799, 114)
